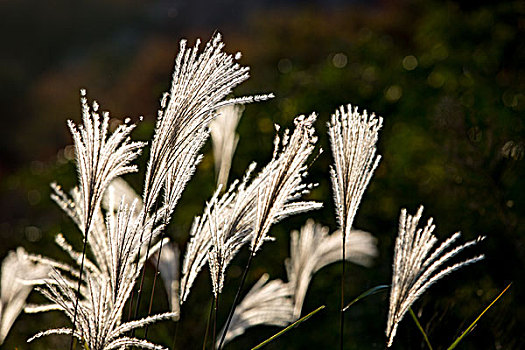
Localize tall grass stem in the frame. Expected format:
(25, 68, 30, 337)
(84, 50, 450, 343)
(218, 251, 254, 349)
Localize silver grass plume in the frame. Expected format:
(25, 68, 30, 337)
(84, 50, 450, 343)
(137, 34, 271, 314)
(0, 247, 50, 345)
(63, 90, 145, 340)
(51, 184, 111, 278)
(69, 90, 145, 237)
(28, 122, 172, 348)
(251, 113, 321, 254)
(28, 194, 175, 349)
(181, 114, 321, 303)
(181, 170, 253, 302)
(210, 104, 243, 188)
(142, 33, 271, 217)
(328, 104, 382, 347)
(103, 177, 143, 218)
(151, 241, 180, 320)
(285, 219, 378, 318)
(28, 271, 175, 350)
(328, 104, 382, 246)
(216, 274, 294, 346)
(385, 206, 485, 347)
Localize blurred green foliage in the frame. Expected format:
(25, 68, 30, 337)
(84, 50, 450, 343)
(0, 0, 523, 349)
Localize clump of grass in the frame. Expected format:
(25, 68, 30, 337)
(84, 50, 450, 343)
(1, 33, 495, 350)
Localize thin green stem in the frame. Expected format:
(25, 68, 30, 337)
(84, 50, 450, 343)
(447, 283, 512, 350)
(203, 299, 214, 350)
(144, 214, 170, 339)
(213, 294, 220, 350)
(217, 252, 254, 350)
(342, 285, 390, 312)
(340, 233, 346, 350)
(409, 308, 433, 350)
(250, 306, 325, 350)
(70, 216, 93, 350)
(171, 318, 181, 350)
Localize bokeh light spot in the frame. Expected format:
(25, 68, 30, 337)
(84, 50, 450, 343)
(402, 55, 418, 70)
(332, 53, 348, 68)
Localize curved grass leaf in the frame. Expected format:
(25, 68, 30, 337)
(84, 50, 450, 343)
(409, 308, 433, 350)
(447, 283, 512, 350)
(250, 305, 325, 350)
(343, 285, 390, 312)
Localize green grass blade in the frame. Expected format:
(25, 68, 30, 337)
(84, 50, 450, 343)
(250, 305, 325, 350)
(342, 285, 390, 312)
(447, 283, 512, 350)
(409, 307, 433, 350)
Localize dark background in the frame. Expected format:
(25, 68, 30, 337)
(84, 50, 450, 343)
(0, 0, 523, 349)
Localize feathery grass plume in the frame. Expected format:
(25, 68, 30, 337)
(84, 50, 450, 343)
(28, 194, 175, 349)
(0, 248, 50, 345)
(51, 185, 111, 278)
(216, 274, 294, 347)
(385, 206, 485, 347)
(181, 114, 321, 303)
(47, 181, 165, 293)
(103, 177, 143, 218)
(217, 114, 321, 349)
(134, 33, 272, 319)
(151, 241, 180, 320)
(210, 105, 243, 188)
(328, 104, 382, 246)
(28, 271, 175, 350)
(69, 90, 145, 235)
(141, 33, 272, 216)
(285, 219, 378, 318)
(63, 90, 145, 341)
(328, 104, 382, 348)
(250, 113, 321, 254)
(180, 166, 254, 303)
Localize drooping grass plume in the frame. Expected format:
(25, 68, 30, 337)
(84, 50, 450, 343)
(328, 104, 382, 349)
(0, 248, 50, 345)
(285, 219, 378, 318)
(386, 206, 485, 347)
(210, 105, 243, 188)
(216, 273, 294, 347)
(151, 241, 180, 320)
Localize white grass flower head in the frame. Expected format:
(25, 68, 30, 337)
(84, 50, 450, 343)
(251, 113, 321, 254)
(141, 34, 272, 297)
(181, 114, 321, 303)
(385, 206, 485, 347)
(217, 273, 294, 346)
(103, 177, 143, 217)
(142, 33, 272, 217)
(68, 90, 145, 236)
(0, 247, 50, 345)
(28, 199, 174, 349)
(181, 166, 255, 302)
(285, 219, 378, 318)
(328, 104, 382, 241)
(210, 104, 243, 188)
(28, 270, 175, 350)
